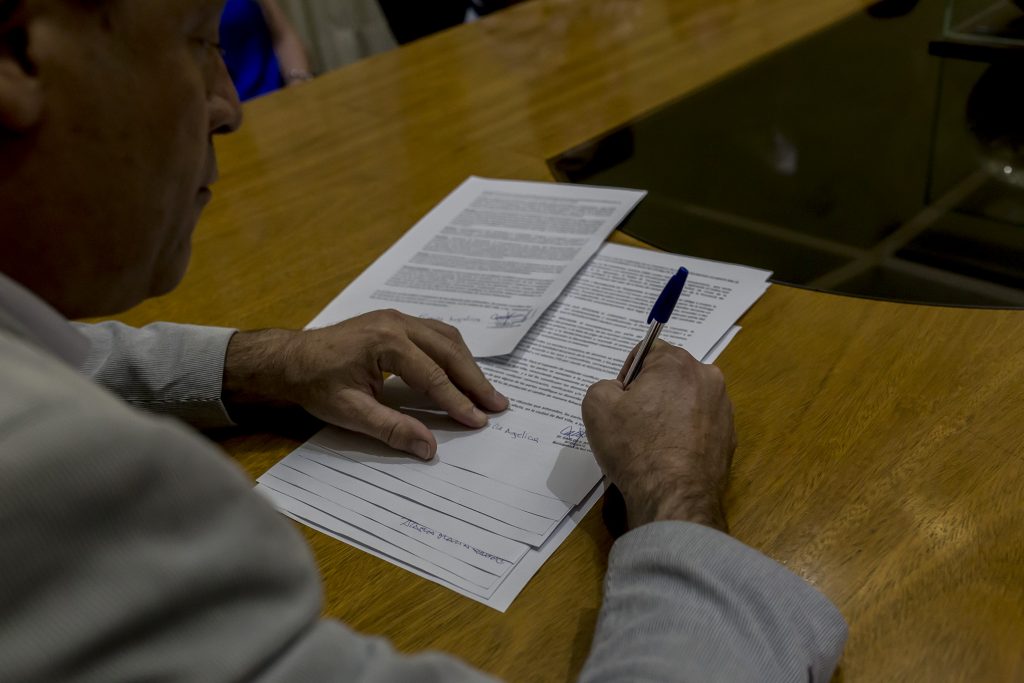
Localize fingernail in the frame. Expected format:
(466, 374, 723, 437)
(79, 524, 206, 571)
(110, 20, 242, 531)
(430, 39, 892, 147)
(492, 390, 508, 406)
(412, 441, 432, 460)
(471, 407, 487, 424)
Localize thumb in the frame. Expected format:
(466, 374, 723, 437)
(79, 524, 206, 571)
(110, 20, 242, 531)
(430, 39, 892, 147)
(325, 389, 438, 460)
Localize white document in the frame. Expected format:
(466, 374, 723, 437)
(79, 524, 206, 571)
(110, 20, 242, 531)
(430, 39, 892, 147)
(704, 325, 743, 365)
(259, 321, 749, 610)
(263, 459, 527, 564)
(259, 478, 608, 608)
(438, 416, 601, 505)
(258, 486, 509, 597)
(321, 383, 601, 507)
(273, 445, 554, 546)
(307, 177, 646, 357)
(261, 186, 772, 609)
(478, 243, 772, 428)
(309, 420, 577, 519)
(260, 477, 510, 591)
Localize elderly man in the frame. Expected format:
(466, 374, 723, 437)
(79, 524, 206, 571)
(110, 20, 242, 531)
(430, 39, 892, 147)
(0, 1, 846, 681)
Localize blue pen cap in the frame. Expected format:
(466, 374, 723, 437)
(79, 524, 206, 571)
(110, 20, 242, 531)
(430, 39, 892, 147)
(648, 267, 689, 324)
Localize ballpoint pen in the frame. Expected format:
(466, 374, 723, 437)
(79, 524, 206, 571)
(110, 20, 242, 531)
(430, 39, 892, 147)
(603, 266, 689, 536)
(623, 267, 689, 387)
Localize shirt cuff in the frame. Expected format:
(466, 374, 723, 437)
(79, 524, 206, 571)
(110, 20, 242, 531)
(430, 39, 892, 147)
(76, 321, 238, 430)
(588, 521, 847, 682)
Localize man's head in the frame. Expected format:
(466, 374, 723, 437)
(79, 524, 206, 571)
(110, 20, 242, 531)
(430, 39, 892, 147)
(0, 0, 241, 318)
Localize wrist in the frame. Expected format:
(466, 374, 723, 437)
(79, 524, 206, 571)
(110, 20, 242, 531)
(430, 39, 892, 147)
(625, 489, 728, 533)
(223, 328, 301, 411)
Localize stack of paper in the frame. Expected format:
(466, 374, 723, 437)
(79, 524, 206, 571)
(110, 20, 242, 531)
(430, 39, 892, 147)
(307, 176, 648, 357)
(257, 177, 772, 611)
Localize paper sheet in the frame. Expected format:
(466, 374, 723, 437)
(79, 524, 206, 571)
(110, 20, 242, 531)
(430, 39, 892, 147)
(260, 477, 513, 590)
(703, 325, 743, 365)
(280, 444, 556, 545)
(478, 244, 771, 428)
(257, 320, 753, 610)
(259, 487, 511, 597)
(260, 183, 773, 610)
(322, 384, 601, 507)
(307, 177, 646, 357)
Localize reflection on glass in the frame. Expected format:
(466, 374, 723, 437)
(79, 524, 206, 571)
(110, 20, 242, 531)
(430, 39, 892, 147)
(550, 0, 1024, 308)
(967, 66, 1024, 189)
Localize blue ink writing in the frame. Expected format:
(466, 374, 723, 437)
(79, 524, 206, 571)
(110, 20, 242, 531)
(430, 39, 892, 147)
(558, 424, 587, 448)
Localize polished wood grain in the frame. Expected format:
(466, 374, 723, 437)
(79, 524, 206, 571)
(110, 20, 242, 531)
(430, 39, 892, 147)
(109, 0, 1024, 680)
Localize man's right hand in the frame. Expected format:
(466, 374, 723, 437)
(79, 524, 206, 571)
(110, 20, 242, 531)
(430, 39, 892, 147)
(582, 342, 736, 532)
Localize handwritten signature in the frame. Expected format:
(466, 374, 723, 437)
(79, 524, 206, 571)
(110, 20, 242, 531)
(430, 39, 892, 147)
(401, 519, 435, 535)
(558, 424, 587, 448)
(420, 314, 482, 324)
(400, 519, 509, 566)
(489, 311, 530, 329)
(490, 422, 540, 444)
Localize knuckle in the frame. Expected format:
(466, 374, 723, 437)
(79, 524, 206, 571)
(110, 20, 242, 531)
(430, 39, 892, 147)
(377, 329, 401, 348)
(704, 363, 726, 384)
(652, 342, 692, 367)
(651, 339, 672, 353)
(440, 322, 463, 341)
(380, 419, 402, 447)
(584, 379, 612, 403)
(425, 364, 451, 390)
(368, 312, 405, 342)
(369, 309, 405, 330)
(674, 345, 698, 365)
(444, 337, 472, 364)
(649, 349, 693, 377)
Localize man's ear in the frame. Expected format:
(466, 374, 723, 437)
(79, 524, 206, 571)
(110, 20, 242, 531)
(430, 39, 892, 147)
(0, 2, 43, 132)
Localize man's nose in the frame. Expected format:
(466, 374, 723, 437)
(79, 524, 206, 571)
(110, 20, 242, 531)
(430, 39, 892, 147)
(210, 58, 243, 136)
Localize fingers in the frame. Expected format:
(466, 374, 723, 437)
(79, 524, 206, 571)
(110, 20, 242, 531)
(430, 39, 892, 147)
(408, 321, 508, 412)
(586, 378, 625, 402)
(384, 340, 492, 428)
(582, 379, 624, 425)
(632, 342, 700, 381)
(417, 317, 463, 339)
(330, 389, 437, 460)
(619, 339, 691, 384)
(617, 343, 641, 383)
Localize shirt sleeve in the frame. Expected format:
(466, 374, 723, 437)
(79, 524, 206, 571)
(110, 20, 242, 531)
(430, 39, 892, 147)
(578, 521, 848, 683)
(0, 358, 500, 683)
(52, 324, 847, 682)
(73, 320, 237, 429)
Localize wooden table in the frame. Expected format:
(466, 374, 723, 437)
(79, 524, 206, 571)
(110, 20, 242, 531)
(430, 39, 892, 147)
(113, 1, 1024, 679)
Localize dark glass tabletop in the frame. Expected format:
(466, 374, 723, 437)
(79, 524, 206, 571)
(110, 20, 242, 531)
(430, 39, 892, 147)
(550, 0, 1024, 307)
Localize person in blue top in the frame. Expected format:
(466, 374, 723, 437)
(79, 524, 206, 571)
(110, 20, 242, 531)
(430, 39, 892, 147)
(220, 0, 313, 101)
